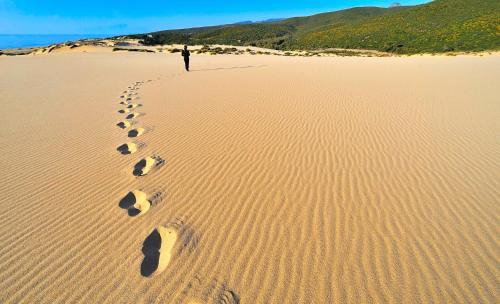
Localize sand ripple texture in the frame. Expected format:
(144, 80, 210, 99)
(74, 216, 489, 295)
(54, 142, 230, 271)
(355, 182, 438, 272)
(0, 53, 499, 303)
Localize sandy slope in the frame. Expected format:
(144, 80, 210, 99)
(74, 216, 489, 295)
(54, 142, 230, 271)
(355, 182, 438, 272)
(0, 51, 499, 304)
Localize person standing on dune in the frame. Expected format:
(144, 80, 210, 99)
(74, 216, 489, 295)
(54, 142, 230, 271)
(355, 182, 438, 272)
(181, 45, 190, 71)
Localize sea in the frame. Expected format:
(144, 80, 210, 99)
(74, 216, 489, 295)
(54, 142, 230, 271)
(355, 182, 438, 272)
(0, 34, 110, 50)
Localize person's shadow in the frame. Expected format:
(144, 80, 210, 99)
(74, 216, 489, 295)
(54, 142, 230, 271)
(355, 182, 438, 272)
(190, 65, 267, 72)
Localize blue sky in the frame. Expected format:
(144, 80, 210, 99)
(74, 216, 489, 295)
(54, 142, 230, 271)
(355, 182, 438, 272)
(0, 0, 430, 35)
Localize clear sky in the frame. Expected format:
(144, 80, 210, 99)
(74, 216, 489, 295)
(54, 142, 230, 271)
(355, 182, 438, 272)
(0, 0, 431, 35)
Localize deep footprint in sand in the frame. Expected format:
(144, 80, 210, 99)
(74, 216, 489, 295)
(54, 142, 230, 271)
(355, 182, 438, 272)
(128, 128, 145, 138)
(119, 109, 131, 114)
(119, 190, 151, 216)
(127, 104, 141, 109)
(117, 142, 138, 155)
(117, 121, 132, 129)
(133, 156, 164, 176)
(141, 227, 178, 277)
(126, 113, 140, 119)
(133, 157, 155, 176)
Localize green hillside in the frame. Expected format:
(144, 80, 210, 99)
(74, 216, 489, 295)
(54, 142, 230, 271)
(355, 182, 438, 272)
(133, 0, 500, 54)
(294, 0, 500, 53)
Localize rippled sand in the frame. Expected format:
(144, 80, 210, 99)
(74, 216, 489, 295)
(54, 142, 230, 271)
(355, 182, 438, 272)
(0, 51, 498, 303)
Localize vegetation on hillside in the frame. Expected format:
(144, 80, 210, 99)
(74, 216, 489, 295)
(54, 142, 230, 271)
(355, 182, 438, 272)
(294, 0, 500, 53)
(131, 0, 500, 54)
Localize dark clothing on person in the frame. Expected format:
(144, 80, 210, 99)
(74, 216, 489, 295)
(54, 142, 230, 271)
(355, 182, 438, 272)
(182, 49, 190, 71)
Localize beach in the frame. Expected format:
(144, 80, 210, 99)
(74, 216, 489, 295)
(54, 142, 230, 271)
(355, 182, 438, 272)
(0, 50, 499, 303)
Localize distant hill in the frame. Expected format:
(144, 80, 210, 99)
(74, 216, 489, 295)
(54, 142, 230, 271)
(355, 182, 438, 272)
(232, 21, 254, 25)
(133, 0, 500, 54)
(232, 18, 286, 25)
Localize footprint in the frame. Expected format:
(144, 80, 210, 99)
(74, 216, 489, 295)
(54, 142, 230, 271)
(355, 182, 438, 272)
(127, 104, 141, 109)
(133, 156, 164, 176)
(128, 128, 145, 138)
(119, 109, 131, 114)
(119, 190, 147, 209)
(126, 113, 140, 119)
(178, 276, 240, 304)
(148, 190, 166, 208)
(117, 121, 132, 129)
(119, 190, 151, 217)
(133, 157, 155, 176)
(141, 226, 178, 277)
(117, 142, 138, 155)
(120, 101, 129, 105)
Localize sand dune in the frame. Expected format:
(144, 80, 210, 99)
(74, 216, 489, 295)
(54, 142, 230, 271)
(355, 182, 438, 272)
(0, 51, 499, 303)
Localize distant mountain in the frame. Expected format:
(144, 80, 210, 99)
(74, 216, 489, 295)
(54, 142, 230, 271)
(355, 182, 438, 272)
(133, 0, 500, 54)
(259, 18, 286, 24)
(232, 18, 286, 25)
(232, 21, 254, 25)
